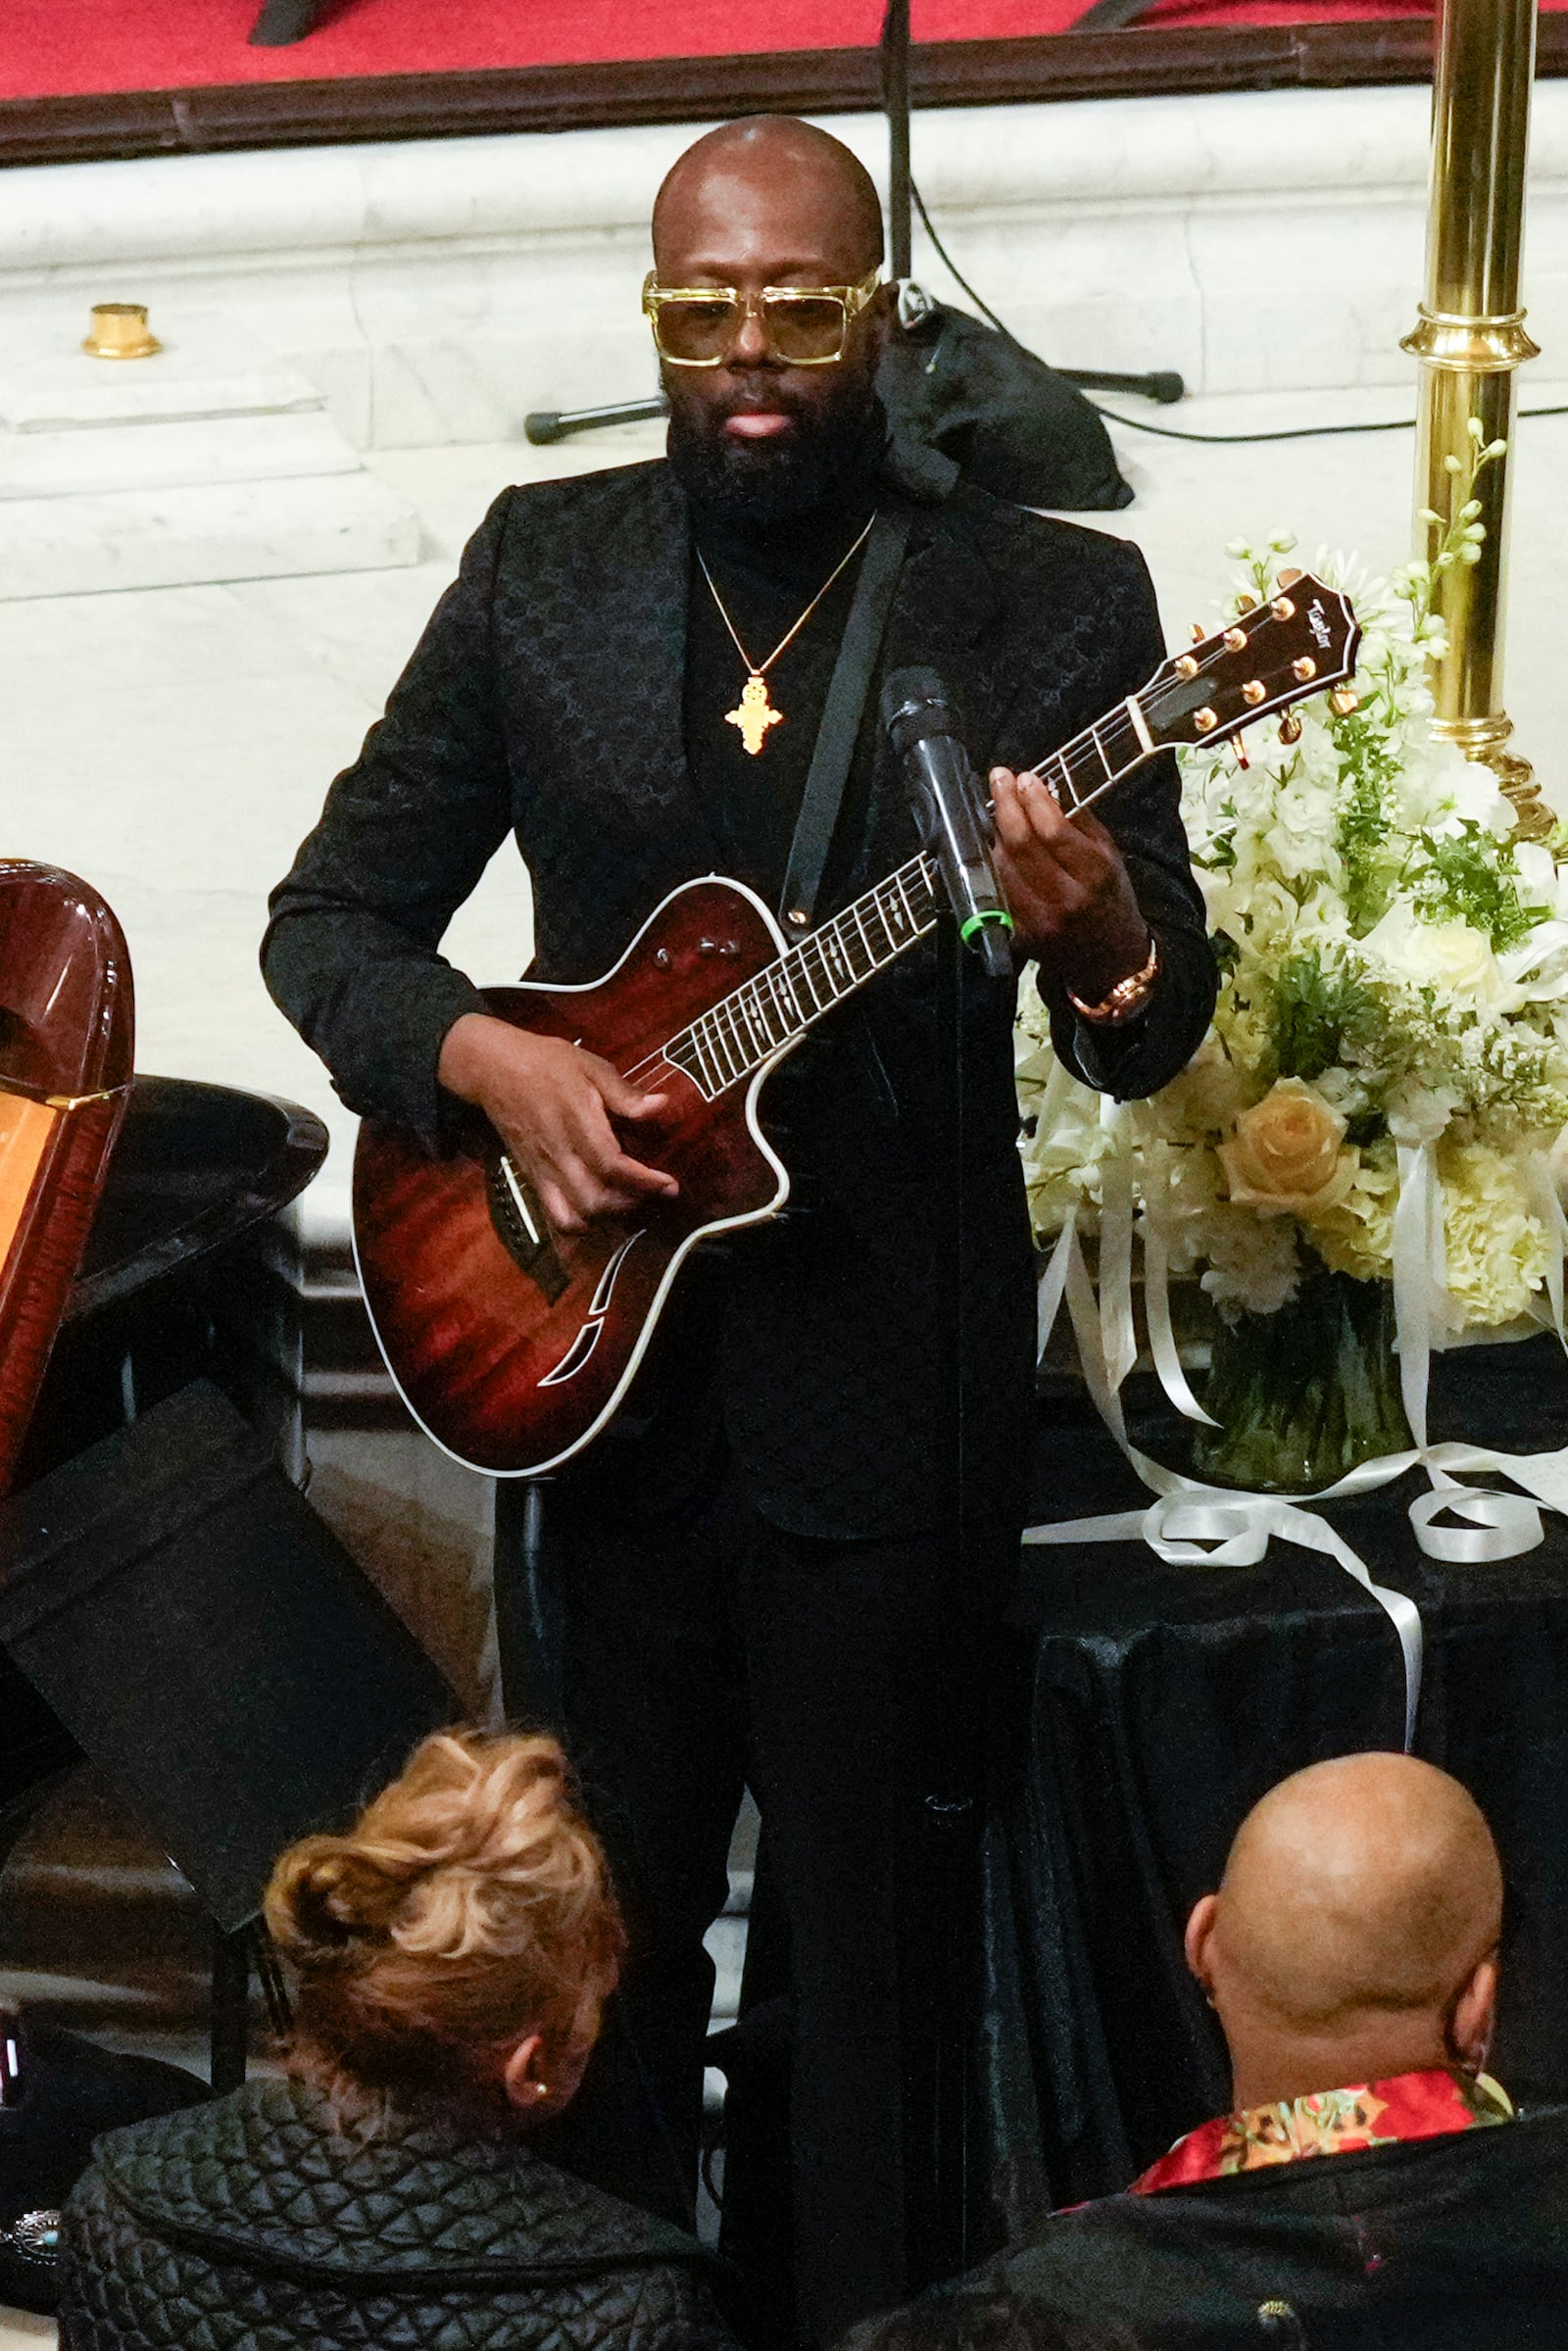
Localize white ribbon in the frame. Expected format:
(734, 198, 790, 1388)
(1500, 919, 1568, 988)
(1523, 1147, 1568, 1354)
(1031, 1217, 1425, 1747)
(1097, 1101, 1138, 1398)
(1138, 1139, 1218, 1429)
(1029, 1137, 1568, 1749)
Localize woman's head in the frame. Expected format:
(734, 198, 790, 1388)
(265, 1729, 624, 2129)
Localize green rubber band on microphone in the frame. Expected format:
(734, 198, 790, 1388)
(959, 908, 1015, 944)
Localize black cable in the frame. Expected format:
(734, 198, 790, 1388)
(910, 177, 1020, 345)
(907, 174, 1568, 446)
(1090, 402, 1568, 445)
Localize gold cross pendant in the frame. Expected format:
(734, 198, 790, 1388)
(726, 671, 783, 758)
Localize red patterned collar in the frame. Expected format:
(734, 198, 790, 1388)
(1132, 2069, 1514, 2195)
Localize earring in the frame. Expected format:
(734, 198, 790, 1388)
(532, 2080, 551, 2101)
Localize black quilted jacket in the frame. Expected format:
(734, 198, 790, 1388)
(57, 2075, 740, 2351)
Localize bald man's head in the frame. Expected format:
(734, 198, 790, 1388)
(1187, 1755, 1504, 2110)
(653, 118, 883, 282)
(649, 118, 890, 525)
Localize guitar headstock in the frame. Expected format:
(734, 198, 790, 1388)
(1141, 572, 1361, 750)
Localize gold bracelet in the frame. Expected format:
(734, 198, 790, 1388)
(1067, 935, 1159, 1026)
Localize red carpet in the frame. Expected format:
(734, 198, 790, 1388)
(6, 0, 1560, 104)
(18, 0, 1568, 107)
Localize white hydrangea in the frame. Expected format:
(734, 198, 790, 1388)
(1016, 518, 1568, 1335)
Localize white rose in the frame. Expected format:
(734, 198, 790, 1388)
(1362, 903, 1503, 1006)
(1513, 842, 1559, 910)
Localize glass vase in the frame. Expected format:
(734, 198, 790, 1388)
(1191, 1261, 1412, 1494)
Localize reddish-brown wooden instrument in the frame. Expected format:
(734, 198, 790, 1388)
(353, 577, 1361, 1476)
(0, 862, 134, 1495)
(355, 877, 791, 1475)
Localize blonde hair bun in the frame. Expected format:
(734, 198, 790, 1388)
(264, 1730, 624, 2111)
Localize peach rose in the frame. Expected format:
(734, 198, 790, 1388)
(1219, 1078, 1356, 1218)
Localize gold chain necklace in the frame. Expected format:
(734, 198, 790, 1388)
(697, 513, 877, 757)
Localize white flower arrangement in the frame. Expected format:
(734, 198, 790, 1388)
(1017, 429, 1568, 1341)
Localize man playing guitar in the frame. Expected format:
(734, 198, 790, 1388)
(264, 114, 1215, 2345)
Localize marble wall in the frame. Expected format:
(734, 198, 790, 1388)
(2, 83, 1565, 449)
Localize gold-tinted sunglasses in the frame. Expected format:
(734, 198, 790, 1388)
(642, 269, 881, 367)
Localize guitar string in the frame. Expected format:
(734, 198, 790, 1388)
(575, 612, 1343, 1110)
(612, 624, 1320, 1094)
(612, 860, 937, 1096)
(611, 643, 1326, 1100)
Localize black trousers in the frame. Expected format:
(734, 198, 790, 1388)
(495, 1460, 1016, 2347)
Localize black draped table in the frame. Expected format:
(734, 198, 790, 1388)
(983, 1334, 1568, 2229)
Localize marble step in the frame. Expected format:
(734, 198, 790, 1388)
(0, 471, 420, 600)
(0, 411, 361, 501)
(0, 337, 420, 593)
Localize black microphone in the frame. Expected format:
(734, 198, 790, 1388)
(882, 665, 1015, 981)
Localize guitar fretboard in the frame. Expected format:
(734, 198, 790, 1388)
(662, 853, 939, 1099)
(1027, 697, 1152, 821)
(658, 689, 1156, 1101)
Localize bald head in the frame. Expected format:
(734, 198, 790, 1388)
(1188, 1755, 1504, 2109)
(649, 118, 891, 527)
(653, 118, 883, 280)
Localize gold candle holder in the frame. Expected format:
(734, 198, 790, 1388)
(81, 303, 163, 362)
(1401, 0, 1546, 836)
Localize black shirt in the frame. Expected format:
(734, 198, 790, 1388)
(682, 496, 873, 909)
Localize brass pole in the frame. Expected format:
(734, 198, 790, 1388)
(1401, 0, 1545, 835)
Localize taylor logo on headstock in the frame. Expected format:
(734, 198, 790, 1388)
(1139, 569, 1361, 757)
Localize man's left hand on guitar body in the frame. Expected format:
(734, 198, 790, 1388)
(989, 764, 1152, 1011)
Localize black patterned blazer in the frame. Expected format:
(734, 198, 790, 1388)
(263, 450, 1214, 1538)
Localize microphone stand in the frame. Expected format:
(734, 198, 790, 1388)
(882, 670, 1013, 2291)
(886, 0, 914, 283)
(924, 902, 980, 2285)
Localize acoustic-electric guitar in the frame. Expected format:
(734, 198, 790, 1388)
(354, 576, 1359, 1477)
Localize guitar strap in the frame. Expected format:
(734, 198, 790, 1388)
(777, 501, 915, 933)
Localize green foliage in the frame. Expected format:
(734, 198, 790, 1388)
(1412, 822, 1537, 950)
(1266, 952, 1367, 1083)
(1331, 711, 1402, 933)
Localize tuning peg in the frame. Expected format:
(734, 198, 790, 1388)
(1292, 656, 1317, 682)
(1271, 596, 1297, 621)
(1190, 622, 1205, 644)
(1279, 712, 1302, 745)
(1175, 655, 1200, 680)
(1222, 627, 1248, 653)
(1194, 708, 1219, 733)
(1234, 740, 1250, 770)
(1242, 680, 1266, 706)
(1330, 687, 1360, 715)
(1278, 566, 1303, 588)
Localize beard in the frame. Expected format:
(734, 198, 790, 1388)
(664, 372, 885, 529)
